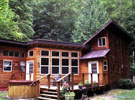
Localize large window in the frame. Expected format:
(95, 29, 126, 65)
(41, 58, 49, 74)
(98, 37, 106, 47)
(3, 61, 12, 72)
(28, 50, 34, 57)
(71, 59, 79, 74)
(52, 58, 59, 74)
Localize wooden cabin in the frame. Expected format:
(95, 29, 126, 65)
(0, 20, 133, 99)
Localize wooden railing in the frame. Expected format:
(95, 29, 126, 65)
(56, 72, 74, 100)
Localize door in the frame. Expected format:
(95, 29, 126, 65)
(26, 61, 34, 81)
(88, 61, 99, 83)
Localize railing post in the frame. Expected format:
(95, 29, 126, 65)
(68, 74, 71, 91)
(71, 73, 74, 91)
(82, 73, 85, 87)
(91, 74, 93, 89)
(48, 74, 50, 88)
(57, 82, 60, 100)
(98, 73, 100, 86)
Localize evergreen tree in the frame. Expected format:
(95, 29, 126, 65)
(0, 0, 26, 41)
(72, 0, 110, 43)
(9, 0, 34, 38)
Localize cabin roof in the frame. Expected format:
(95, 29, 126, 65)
(81, 49, 110, 59)
(83, 20, 133, 45)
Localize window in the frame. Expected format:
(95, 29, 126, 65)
(71, 52, 78, 57)
(21, 53, 25, 58)
(9, 51, 14, 57)
(98, 37, 106, 47)
(41, 58, 49, 74)
(103, 60, 108, 71)
(41, 50, 49, 56)
(3, 50, 8, 56)
(52, 58, 59, 74)
(52, 51, 59, 56)
(3, 61, 12, 72)
(15, 51, 19, 57)
(29, 50, 33, 57)
(62, 52, 69, 57)
(71, 59, 79, 74)
(62, 59, 69, 74)
(92, 63, 97, 73)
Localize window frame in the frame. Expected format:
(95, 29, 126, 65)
(52, 50, 60, 57)
(71, 58, 79, 75)
(28, 50, 34, 57)
(103, 60, 108, 71)
(3, 60, 12, 72)
(61, 58, 69, 75)
(71, 52, 79, 58)
(51, 58, 60, 75)
(40, 50, 50, 57)
(98, 37, 106, 47)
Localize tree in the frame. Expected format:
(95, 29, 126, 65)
(32, 0, 80, 42)
(9, 0, 34, 38)
(0, 0, 26, 41)
(72, 0, 110, 43)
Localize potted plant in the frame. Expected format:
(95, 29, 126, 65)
(64, 92, 75, 100)
(62, 82, 69, 94)
(84, 80, 90, 87)
(78, 82, 83, 89)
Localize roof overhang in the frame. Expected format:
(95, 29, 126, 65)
(81, 49, 110, 59)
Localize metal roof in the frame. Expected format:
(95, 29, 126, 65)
(81, 49, 110, 59)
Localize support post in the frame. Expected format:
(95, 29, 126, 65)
(68, 74, 71, 91)
(48, 74, 50, 88)
(91, 74, 93, 89)
(82, 73, 85, 87)
(57, 82, 60, 100)
(71, 73, 74, 91)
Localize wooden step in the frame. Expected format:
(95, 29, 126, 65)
(40, 87, 57, 91)
(37, 96, 57, 100)
(42, 90, 57, 94)
(40, 94, 57, 98)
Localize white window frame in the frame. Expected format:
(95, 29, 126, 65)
(71, 58, 79, 75)
(61, 58, 69, 75)
(40, 57, 50, 75)
(98, 37, 106, 47)
(28, 50, 34, 57)
(3, 60, 12, 72)
(52, 50, 60, 57)
(51, 57, 60, 75)
(103, 60, 108, 71)
(71, 52, 79, 58)
(40, 50, 50, 57)
(61, 51, 69, 57)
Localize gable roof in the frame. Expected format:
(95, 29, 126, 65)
(83, 20, 133, 45)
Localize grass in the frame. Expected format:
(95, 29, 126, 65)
(89, 89, 135, 100)
(0, 91, 9, 100)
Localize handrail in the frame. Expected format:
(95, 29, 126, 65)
(35, 74, 50, 82)
(57, 72, 71, 82)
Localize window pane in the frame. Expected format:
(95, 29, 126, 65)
(4, 67, 11, 71)
(41, 67, 48, 74)
(3, 50, 8, 56)
(4, 61, 12, 71)
(9, 51, 14, 56)
(104, 66, 107, 71)
(62, 67, 69, 74)
(21, 53, 25, 58)
(41, 50, 49, 56)
(52, 58, 59, 65)
(99, 38, 102, 46)
(71, 52, 78, 57)
(104, 61, 107, 65)
(52, 51, 59, 56)
(71, 59, 78, 66)
(52, 67, 59, 74)
(103, 38, 106, 46)
(41, 58, 49, 65)
(29, 63, 33, 73)
(62, 59, 69, 66)
(29, 51, 33, 56)
(72, 67, 78, 74)
(15, 52, 19, 57)
(62, 52, 69, 57)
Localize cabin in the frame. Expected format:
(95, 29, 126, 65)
(0, 20, 133, 99)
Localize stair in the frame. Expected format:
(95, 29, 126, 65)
(37, 87, 58, 100)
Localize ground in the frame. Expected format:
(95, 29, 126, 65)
(0, 89, 135, 100)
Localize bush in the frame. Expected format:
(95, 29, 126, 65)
(119, 79, 134, 89)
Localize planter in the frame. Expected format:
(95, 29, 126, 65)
(65, 95, 75, 100)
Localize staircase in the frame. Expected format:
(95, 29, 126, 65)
(37, 87, 58, 100)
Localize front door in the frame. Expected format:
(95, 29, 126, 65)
(88, 61, 99, 83)
(26, 61, 34, 81)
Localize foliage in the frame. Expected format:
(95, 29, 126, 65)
(119, 79, 134, 89)
(9, 0, 34, 39)
(0, 0, 26, 41)
(78, 82, 83, 86)
(72, 0, 110, 43)
(32, 0, 80, 42)
(84, 80, 90, 85)
(64, 92, 75, 96)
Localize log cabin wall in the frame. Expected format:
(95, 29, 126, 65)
(108, 30, 130, 86)
(0, 45, 26, 87)
(26, 46, 82, 85)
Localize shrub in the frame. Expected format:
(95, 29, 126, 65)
(84, 80, 89, 85)
(119, 78, 133, 89)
